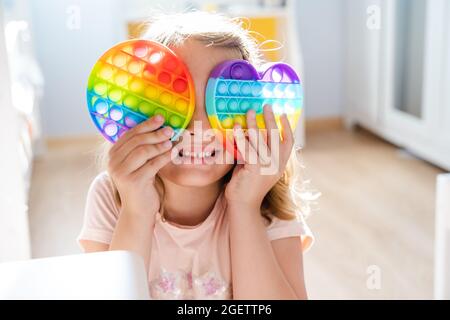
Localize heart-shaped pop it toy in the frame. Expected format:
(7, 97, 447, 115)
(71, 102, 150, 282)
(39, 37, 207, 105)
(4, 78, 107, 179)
(87, 40, 195, 143)
(205, 60, 303, 132)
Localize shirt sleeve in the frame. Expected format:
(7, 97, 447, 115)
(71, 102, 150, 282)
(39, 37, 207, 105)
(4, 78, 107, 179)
(266, 213, 314, 253)
(77, 172, 120, 248)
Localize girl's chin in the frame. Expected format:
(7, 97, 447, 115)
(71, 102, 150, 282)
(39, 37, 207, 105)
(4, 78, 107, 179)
(160, 163, 233, 187)
(163, 173, 224, 188)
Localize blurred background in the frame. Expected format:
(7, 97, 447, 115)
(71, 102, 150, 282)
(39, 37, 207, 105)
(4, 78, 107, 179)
(0, 0, 449, 299)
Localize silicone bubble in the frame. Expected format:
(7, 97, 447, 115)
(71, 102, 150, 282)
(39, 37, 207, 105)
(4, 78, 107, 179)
(86, 39, 195, 143)
(205, 60, 303, 133)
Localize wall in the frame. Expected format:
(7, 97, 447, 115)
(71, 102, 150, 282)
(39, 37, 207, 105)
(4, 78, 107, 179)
(297, 0, 345, 119)
(29, 0, 123, 137)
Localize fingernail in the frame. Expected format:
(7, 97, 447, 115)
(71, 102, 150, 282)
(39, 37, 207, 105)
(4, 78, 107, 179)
(163, 127, 173, 137)
(163, 140, 172, 148)
(155, 114, 164, 122)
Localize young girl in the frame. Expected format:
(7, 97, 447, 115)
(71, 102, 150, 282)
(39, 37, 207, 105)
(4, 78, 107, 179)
(78, 11, 313, 300)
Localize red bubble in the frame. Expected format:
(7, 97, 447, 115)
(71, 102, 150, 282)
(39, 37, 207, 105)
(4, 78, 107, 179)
(143, 65, 156, 79)
(163, 57, 178, 71)
(173, 78, 187, 93)
(158, 72, 171, 84)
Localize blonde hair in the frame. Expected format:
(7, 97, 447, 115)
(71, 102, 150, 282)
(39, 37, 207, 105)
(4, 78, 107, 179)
(100, 11, 315, 222)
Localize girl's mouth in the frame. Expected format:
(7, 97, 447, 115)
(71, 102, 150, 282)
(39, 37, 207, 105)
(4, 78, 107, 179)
(178, 149, 217, 159)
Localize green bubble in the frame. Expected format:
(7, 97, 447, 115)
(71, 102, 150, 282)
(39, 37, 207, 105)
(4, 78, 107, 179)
(123, 96, 139, 110)
(169, 115, 182, 128)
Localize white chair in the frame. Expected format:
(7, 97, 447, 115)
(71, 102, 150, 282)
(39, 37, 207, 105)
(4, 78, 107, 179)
(0, 250, 150, 299)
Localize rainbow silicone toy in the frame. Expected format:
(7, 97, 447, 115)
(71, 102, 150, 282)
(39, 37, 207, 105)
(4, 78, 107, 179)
(86, 40, 195, 143)
(205, 60, 303, 132)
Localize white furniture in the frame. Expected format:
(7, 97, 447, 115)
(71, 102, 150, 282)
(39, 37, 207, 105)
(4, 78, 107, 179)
(0, 0, 44, 262)
(434, 174, 450, 300)
(0, 251, 150, 299)
(344, 0, 450, 170)
(0, 6, 31, 262)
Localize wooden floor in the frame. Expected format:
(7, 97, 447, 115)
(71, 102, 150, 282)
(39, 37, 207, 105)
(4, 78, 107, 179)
(28, 126, 445, 299)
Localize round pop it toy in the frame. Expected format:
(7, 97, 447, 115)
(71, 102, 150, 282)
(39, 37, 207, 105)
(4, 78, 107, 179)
(205, 60, 303, 133)
(87, 40, 195, 143)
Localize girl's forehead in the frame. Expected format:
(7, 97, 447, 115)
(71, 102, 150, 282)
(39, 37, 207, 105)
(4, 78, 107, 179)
(171, 39, 243, 72)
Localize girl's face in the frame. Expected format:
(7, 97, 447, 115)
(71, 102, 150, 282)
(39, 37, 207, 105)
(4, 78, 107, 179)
(158, 39, 240, 187)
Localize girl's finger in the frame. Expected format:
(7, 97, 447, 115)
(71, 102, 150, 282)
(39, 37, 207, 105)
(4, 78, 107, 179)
(246, 126, 271, 166)
(121, 140, 173, 174)
(111, 115, 166, 154)
(112, 126, 173, 168)
(138, 148, 174, 180)
(246, 109, 270, 165)
(263, 104, 278, 149)
(234, 124, 258, 165)
(280, 113, 294, 145)
(279, 113, 294, 163)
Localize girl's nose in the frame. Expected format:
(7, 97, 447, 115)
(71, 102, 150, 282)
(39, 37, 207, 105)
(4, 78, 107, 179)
(185, 104, 212, 133)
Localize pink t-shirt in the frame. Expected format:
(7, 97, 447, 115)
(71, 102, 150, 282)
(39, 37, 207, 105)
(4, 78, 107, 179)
(77, 172, 314, 299)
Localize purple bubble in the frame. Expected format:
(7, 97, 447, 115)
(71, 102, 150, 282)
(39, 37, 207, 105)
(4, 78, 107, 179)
(271, 67, 283, 82)
(231, 64, 244, 79)
(104, 123, 118, 137)
(109, 107, 123, 121)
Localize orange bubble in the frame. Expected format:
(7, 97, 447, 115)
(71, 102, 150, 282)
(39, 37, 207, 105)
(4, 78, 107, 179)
(128, 61, 141, 74)
(113, 54, 127, 67)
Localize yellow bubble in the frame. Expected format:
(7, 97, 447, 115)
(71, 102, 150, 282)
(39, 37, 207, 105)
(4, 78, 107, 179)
(175, 99, 188, 111)
(114, 73, 129, 86)
(233, 115, 246, 127)
(160, 92, 172, 105)
(99, 66, 113, 80)
(108, 89, 122, 102)
(145, 86, 158, 99)
(221, 117, 234, 129)
(129, 80, 144, 93)
(94, 83, 107, 95)
(255, 114, 266, 129)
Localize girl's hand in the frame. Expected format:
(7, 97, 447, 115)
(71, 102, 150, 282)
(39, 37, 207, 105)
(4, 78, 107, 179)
(224, 105, 295, 211)
(107, 115, 174, 215)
